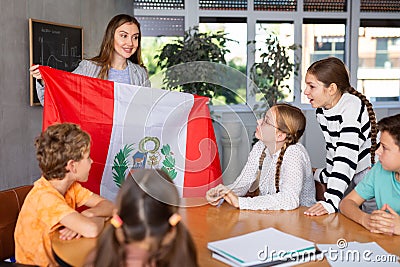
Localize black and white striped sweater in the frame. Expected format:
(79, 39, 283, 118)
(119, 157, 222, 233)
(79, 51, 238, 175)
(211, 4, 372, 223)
(314, 93, 372, 213)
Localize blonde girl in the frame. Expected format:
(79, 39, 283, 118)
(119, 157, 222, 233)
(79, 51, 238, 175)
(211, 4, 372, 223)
(206, 103, 316, 210)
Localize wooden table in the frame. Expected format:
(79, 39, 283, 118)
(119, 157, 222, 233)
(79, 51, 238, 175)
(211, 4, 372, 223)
(182, 199, 400, 266)
(51, 198, 400, 266)
(50, 231, 96, 267)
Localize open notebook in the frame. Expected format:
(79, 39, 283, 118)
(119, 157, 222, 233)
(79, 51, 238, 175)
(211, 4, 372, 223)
(207, 228, 320, 267)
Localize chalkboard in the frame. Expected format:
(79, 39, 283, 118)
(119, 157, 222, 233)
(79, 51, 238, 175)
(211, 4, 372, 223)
(29, 19, 83, 106)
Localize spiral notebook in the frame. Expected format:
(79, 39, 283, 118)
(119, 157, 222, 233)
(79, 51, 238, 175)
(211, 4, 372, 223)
(207, 228, 319, 267)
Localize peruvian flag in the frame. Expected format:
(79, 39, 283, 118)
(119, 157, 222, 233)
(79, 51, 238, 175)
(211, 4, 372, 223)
(39, 66, 222, 200)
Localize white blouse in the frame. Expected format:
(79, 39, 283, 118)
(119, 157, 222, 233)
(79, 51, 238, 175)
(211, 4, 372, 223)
(229, 141, 316, 210)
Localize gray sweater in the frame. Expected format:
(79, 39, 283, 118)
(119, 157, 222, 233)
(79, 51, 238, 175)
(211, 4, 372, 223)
(36, 59, 151, 106)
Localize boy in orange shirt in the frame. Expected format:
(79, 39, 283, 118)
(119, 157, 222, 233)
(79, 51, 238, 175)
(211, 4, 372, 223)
(14, 123, 114, 266)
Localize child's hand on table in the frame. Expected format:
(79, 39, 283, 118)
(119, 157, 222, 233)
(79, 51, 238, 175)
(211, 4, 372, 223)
(58, 227, 81, 240)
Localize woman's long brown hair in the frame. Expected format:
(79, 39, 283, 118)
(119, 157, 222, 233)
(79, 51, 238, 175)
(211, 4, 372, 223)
(90, 14, 145, 80)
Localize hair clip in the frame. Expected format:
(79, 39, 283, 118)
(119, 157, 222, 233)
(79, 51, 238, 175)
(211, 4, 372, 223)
(110, 214, 123, 228)
(168, 213, 181, 227)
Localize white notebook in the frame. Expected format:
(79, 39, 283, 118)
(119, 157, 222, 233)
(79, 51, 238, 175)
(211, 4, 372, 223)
(207, 228, 318, 267)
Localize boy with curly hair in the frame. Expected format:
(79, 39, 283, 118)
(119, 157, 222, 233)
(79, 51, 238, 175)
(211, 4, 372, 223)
(14, 123, 114, 266)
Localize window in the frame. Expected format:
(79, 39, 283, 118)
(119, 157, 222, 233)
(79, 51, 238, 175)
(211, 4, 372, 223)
(199, 18, 247, 105)
(358, 20, 400, 101)
(141, 36, 179, 76)
(134, 0, 400, 106)
(255, 22, 295, 103)
(137, 16, 184, 84)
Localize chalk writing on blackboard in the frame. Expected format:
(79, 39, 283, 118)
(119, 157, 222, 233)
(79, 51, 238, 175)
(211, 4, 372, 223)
(29, 18, 83, 106)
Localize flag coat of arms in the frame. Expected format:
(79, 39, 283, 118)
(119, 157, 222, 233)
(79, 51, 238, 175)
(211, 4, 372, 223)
(40, 66, 222, 200)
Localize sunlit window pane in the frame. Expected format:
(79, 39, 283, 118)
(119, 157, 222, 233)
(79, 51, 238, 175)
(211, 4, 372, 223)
(199, 21, 247, 105)
(255, 23, 295, 103)
(358, 23, 400, 102)
(142, 36, 179, 75)
(138, 15, 185, 88)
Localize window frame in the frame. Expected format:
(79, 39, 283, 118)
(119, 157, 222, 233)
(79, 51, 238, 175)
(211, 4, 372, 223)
(133, 0, 400, 110)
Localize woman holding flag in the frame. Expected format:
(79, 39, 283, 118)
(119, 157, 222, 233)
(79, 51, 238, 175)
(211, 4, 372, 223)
(30, 14, 150, 105)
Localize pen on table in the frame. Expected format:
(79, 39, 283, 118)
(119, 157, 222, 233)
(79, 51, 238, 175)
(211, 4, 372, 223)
(216, 189, 232, 208)
(216, 198, 224, 208)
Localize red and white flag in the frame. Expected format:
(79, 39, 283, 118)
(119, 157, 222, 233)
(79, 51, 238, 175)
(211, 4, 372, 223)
(40, 66, 222, 200)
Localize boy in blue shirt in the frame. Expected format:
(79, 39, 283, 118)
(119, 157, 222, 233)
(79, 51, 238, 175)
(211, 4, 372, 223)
(340, 113, 400, 235)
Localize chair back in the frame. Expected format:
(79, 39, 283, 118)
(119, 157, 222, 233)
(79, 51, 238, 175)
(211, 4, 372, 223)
(315, 181, 327, 201)
(0, 185, 33, 261)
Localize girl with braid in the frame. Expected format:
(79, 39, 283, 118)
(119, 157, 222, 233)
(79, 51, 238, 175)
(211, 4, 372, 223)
(304, 57, 378, 216)
(205, 103, 316, 210)
(86, 169, 198, 267)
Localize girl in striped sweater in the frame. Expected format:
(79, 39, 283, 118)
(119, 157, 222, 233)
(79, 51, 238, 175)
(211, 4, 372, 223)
(303, 57, 378, 216)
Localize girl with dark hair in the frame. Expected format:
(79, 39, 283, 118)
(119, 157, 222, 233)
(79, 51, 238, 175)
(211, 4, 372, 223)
(206, 103, 316, 210)
(303, 57, 378, 216)
(31, 14, 150, 105)
(86, 169, 198, 267)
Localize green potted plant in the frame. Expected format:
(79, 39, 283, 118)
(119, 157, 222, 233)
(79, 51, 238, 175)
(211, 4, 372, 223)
(249, 32, 301, 108)
(155, 26, 239, 104)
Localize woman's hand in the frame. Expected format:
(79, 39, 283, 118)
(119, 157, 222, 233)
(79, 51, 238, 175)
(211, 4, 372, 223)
(304, 202, 328, 216)
(30, 64, 44, 82)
